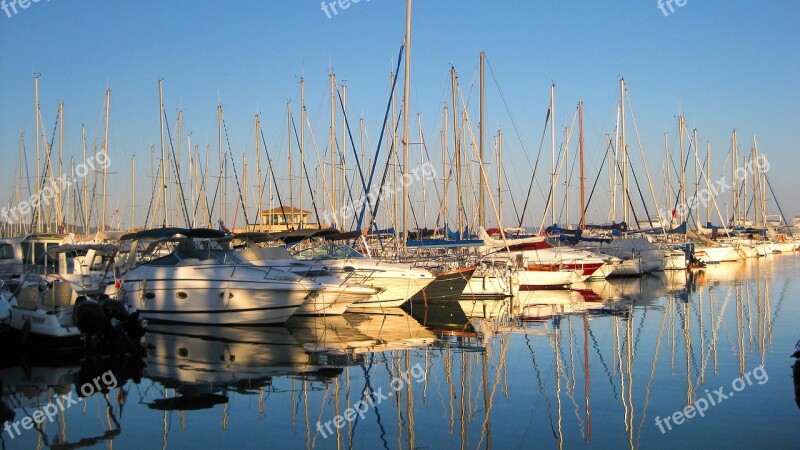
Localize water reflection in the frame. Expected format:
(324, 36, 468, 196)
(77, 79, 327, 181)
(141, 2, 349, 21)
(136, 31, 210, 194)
(0, 255, 796, 449)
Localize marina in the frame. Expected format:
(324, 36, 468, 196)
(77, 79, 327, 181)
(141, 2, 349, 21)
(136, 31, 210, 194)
(0, 254, 797, 448)
(1, 1, 798, 449)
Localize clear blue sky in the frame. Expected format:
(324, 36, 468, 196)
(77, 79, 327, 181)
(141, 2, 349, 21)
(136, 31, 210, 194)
(1, 0, 798, 229)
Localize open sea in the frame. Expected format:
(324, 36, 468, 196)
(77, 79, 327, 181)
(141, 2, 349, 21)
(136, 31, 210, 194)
(2, 254, 798, 449)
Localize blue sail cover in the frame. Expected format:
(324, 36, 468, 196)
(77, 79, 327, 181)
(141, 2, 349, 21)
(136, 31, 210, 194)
(668, 221, 687, 234)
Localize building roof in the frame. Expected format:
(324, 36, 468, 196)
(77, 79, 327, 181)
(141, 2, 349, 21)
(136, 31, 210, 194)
(261, 207, 312, 215)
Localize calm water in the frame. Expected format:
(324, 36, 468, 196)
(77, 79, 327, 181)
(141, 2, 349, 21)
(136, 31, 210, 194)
(2, 255, 798, 449)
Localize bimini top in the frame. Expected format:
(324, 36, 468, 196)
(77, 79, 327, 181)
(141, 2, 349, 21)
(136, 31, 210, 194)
(45, 243, 119, 256)
(120, 227, 226, 241)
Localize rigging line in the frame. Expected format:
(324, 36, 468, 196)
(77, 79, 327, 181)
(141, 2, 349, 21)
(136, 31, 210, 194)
(290, 114, 322, 228)
(259, 128, 290, 229)
(357, 43, 404, 231)
(143, 160, 161, 228)
(623, 146, 653, 227)
(222, 118, 250, 226)
(764, 172, 790, 227)
(30, 111, 59, 230)
(336, 87, 372, 225)
(163, 109, 192, 227)
(22, 133, 32, 200)
(190, 149, 211, 226)
(582, 134, 612, 222)
(670, 124, 699, 219)
(517, 106, 551, 229)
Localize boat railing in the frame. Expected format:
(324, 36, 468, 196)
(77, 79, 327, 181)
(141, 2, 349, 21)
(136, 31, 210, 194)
(189, 263, 301, 282)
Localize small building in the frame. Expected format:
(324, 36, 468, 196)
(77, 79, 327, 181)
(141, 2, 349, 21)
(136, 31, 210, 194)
(248, 207, 319, 233)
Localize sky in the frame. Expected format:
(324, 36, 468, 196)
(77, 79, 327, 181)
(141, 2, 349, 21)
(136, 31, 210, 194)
(1, 0, 798, 231)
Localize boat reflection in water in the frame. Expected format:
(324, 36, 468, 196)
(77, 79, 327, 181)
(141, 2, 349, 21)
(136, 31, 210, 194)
(144, 324, 342, 411)
(1, 255, 794, 449)
(0, 355, 143, 448)
(287, 308, 436, 357)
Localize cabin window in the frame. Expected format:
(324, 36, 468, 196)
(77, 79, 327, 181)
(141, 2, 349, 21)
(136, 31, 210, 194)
(0, 244, 14, 260)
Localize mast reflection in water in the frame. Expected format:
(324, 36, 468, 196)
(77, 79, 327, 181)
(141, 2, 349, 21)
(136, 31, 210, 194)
(1, 255, 797, 449)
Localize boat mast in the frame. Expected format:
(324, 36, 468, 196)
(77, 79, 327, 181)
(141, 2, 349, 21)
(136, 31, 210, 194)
(497, 128, 503, 231)
(402, 0, 412, 248)
(679, 116, 686, 224)
(479, 51, 486, 229)
(706, 141, 711, 225)
(217, 104, 224, 229)
(57, 101, 63, 231)
(255, 114, 262, 228)
(579, 101, 586, 230)
(619, 78, 628, 227)
(442, 106, 448, 231)
(550, 83, 556, 226)
(300, 77, 305, 227)
(158, 80, 168, 228)
(664, 133, 670, 226)
(131, 155, 136, 230)
(175, 109, 183, 226)
(287, 101, 293, 218)
(34, 75, 41, 233)
(751, 144, 759, 227)
(731, 130, 739, 226)
(330, 72, 337, 214)
(341, 83, 348, 215)
(451, 67, 462, 239)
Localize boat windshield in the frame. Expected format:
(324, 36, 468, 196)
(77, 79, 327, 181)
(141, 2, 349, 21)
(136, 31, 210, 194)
(148, 241, 250, 266)
(293, 244, 364, 260)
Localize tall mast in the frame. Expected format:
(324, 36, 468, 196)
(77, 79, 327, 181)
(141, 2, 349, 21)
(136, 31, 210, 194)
(679, 116, 686, 223)
(402, 0, 412, 247)
(330, 72, 337, 214)
(450, 67, 461, 238)
(102, 88, 111, 232)
(158, 80, 167, 228)
(255, 115, 262, 228)
(751, 145, 759, 226)
(550, 83, 556, 225)
(34, 75, 41, 232)
(131, 155, 136, 230)
(58, 101, 64, 230)
(693, 129, 700, 226)
(619, 78, 628, 226)
(478, 51, 486, 228)
(341, 83, 348, 215)
(497, 129, 503, 230)
(664, 133, 670, 224)
(731, 130, 739, 226)
(442, 106, 448, 229)
(579, 101, 586, 230)
(175, 109, 183, 226)
(300, 77, 305, 226)
(287, 101, 293, 215)
(217, 104, 224, 228)
(706, 141, 711, 225)
(81, 124, 88, 232)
